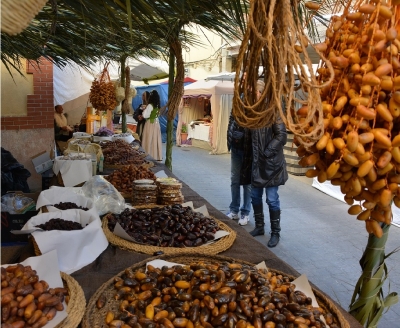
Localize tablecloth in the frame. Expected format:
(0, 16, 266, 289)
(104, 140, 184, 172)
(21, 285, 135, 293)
(188, 123, 210, 142)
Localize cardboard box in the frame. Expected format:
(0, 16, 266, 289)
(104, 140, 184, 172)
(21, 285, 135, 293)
(1, 191, 40, 244)
(31, 151, 53, 174)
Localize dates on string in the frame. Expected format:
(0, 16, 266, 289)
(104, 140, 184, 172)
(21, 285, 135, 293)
(100, 261, 339, 328)
(53, 202, 89, 211)
(36, 218, 84, 231)
(107, 204, 220, 247)
(1, 264, 67, 326)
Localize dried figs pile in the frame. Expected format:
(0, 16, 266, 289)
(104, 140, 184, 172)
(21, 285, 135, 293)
(53, 202, 89, 211)
(107, 204, 220, 247)
(36, 218, 84, 231)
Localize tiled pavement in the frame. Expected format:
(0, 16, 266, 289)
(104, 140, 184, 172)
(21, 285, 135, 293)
(163, 143, 400, 328)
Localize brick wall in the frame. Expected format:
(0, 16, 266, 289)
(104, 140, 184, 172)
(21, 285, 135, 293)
(1, 58, 54, 130)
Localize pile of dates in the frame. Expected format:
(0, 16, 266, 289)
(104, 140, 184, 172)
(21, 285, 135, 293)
(53, 202, 89, 211)
(101, 140, 147, 166)
(36, 218, 84, 231)
(105, 165, 156, 195)
(97, 261, 338, 328)
(107, 204, 220, 247)
(1, 264, 67, 327)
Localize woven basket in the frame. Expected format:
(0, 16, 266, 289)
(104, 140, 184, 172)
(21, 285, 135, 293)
(1, 0, 47, 35)
(56, 272, 86, 328)
(102, 213, 236, 255)
(82, 253, 350, 328)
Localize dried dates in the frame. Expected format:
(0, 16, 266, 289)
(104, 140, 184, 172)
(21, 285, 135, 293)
(107, 204, 219, 247)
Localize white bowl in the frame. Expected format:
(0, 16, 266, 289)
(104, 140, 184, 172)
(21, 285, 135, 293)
(73, 132, 92, 139)
(112, 133, 134, 144)
(93, 135, 113, 143)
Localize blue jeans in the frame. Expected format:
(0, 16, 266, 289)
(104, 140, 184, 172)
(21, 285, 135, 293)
(230, 148, 251, 216)
(251, 186, 280, 212)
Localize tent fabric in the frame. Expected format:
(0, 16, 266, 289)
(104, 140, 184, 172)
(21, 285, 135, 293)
(160, 77, 197, 84)
(131, 80, 195, 136)
(177, 80, 234, 154)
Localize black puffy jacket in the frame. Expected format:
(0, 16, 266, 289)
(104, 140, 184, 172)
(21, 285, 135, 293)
(251, 120, 288, 188)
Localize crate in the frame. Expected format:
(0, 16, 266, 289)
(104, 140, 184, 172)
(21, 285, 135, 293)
(1, 192, 40, 244)
(284, 132, 312, 176)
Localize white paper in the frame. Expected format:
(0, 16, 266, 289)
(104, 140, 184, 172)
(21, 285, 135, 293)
(256, 261, 268, 271)
(292, 274, 328, 326)
(193, 205, 209, 217)
(36, 187, 95, 215)
(146, 259, 185, 271)
(181, 201, 194, 209)
(1, 250, 68, 328)
(114, 222, 137, 242)
(53, 156, 93, 187)
(22, 209, 109, 274)
(155, 170, 169, 178)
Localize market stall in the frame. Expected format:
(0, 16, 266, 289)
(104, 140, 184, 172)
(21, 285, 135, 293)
(2, 156, 363, 328)
(176, 80, 234, 154)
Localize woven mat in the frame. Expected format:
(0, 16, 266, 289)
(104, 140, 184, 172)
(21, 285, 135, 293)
(56, 272, 86, 328)
(102, 214, 236, 255)
(82, 253, 349, 328)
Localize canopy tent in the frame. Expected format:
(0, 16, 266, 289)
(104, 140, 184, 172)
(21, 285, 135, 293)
(53, 58, 169, 126)
(131, 79, 195, 139)
(127, 57, 169, 81)
(176, 80, 234, 154)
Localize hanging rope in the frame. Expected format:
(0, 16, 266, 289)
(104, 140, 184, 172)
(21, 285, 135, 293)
(232, 0, 334, 148)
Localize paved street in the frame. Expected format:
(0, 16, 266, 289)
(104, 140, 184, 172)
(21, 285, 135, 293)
(163, 143, 400, 328)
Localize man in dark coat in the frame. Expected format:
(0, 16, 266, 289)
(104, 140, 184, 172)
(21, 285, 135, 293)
(249, 80, 288, 248)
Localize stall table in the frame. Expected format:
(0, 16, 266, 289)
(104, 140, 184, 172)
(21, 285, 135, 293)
(1, 161, 363, 328)
(188, 123, 210, 142)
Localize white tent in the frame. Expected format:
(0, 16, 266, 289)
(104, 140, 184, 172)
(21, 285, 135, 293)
(176, 80, 234, 154)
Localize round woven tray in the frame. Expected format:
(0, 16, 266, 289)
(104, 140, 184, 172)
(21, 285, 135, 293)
(82, 253, 350, 328)
(56, 272, 86, 328)
(102, 212, 236, 255)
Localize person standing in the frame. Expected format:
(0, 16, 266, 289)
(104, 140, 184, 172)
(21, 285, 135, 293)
(133, 91, 149, 140)
(249, 80, 288, 248)
(54, 105, 73, 141)
(226, 113, 252, 225)
(142, 90, 162, 161)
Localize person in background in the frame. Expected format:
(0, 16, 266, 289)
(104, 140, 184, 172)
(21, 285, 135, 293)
(249, 80, 288, 248)
(54, 105, 73, 141)
(133, 91, 149, 140)
(142, 90, 162, 161)
(226, 111, 252, 226)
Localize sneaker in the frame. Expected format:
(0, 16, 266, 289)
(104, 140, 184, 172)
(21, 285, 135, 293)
(238, 214, 249, 226)
(227, 212, 239, 220)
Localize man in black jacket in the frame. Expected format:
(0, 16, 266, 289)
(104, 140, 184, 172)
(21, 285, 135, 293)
(249, 80, 288, 248)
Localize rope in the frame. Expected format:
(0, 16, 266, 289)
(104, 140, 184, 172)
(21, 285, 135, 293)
(232, 0, 334, 148)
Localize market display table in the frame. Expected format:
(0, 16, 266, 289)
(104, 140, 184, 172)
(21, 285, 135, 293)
(1, 161, 362, 328)
(188, 123, 210, 142)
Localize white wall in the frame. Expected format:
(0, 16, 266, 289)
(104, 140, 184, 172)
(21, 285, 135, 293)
(183, 25, 225, 80)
